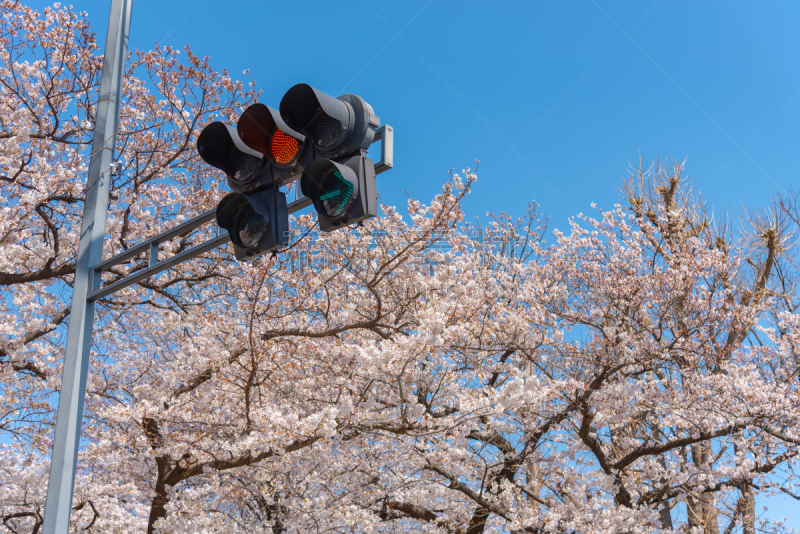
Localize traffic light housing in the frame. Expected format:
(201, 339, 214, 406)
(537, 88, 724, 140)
(279, 84, 380, 231)
(197, 122, 268, 193)
(216, 188, 288, 260)
(300, 155, 377, 232)
(279, 84, 378, 159)
(198, 121, 289, 260)
(236, 103, 307, 186)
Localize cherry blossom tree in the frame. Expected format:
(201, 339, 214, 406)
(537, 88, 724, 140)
(1, 3, 799, 534)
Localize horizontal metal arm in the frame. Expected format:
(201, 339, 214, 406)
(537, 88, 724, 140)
(88, 231, 229, 301)
(87, 195, 316, 302)
(92, 209, 218, 273)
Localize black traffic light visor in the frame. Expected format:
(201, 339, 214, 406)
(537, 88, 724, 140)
(197, 122, 234, 171)
(280, 84, 353, 147)
(301, 159, 359, 220)
(238, 103, 305, 165)
(198, 122, 263, 179)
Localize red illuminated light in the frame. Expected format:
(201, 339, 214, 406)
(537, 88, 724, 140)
(270, 129, 300, 164)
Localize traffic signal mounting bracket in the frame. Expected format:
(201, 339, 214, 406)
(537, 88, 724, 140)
(372, 124, 394, 175)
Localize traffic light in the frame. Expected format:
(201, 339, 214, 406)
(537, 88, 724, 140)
(196, 83, 389, 261)
(279, 84, 380, 232)
(236, 103, 307, 187)
(197, 121, 289, 260)
(216, 188, 287, 260)
(279, 84, 376, 159)
(300, 155, 377, 229)
(197, 122, 267, 193)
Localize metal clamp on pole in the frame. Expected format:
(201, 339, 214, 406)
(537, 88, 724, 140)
(109, 159, 125, 176)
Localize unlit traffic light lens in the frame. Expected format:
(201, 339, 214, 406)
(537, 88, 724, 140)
(227, 150, 261, 184)
(217, 193, 269, 249)
(311, 111, 344, 148)
(235, 210, 266, 248)
(197, 122, 265, 186)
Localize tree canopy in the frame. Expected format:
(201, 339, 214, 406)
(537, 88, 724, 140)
(1, 3, 799, 533)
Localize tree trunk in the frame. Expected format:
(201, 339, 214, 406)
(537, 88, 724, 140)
(687, 443, 719, 534)
(732, 443, 756, 534)
(658, 496, 673, 531)
(652, 424, 673, 530)
(737, 482, 756, 534)
(147, 456, 170, 534)
(466, 507, 490, 534)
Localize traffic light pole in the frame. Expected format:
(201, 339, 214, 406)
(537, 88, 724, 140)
(42, 1, 132, 532)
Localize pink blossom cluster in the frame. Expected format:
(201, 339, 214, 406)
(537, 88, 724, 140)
(1, 3, 798, 533)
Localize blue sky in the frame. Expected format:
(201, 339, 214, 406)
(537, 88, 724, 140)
(58, 0, 799, 229)
(26, 0, 800, 527)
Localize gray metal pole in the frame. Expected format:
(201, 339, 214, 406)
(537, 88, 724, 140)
(42, 1, 132, 532)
